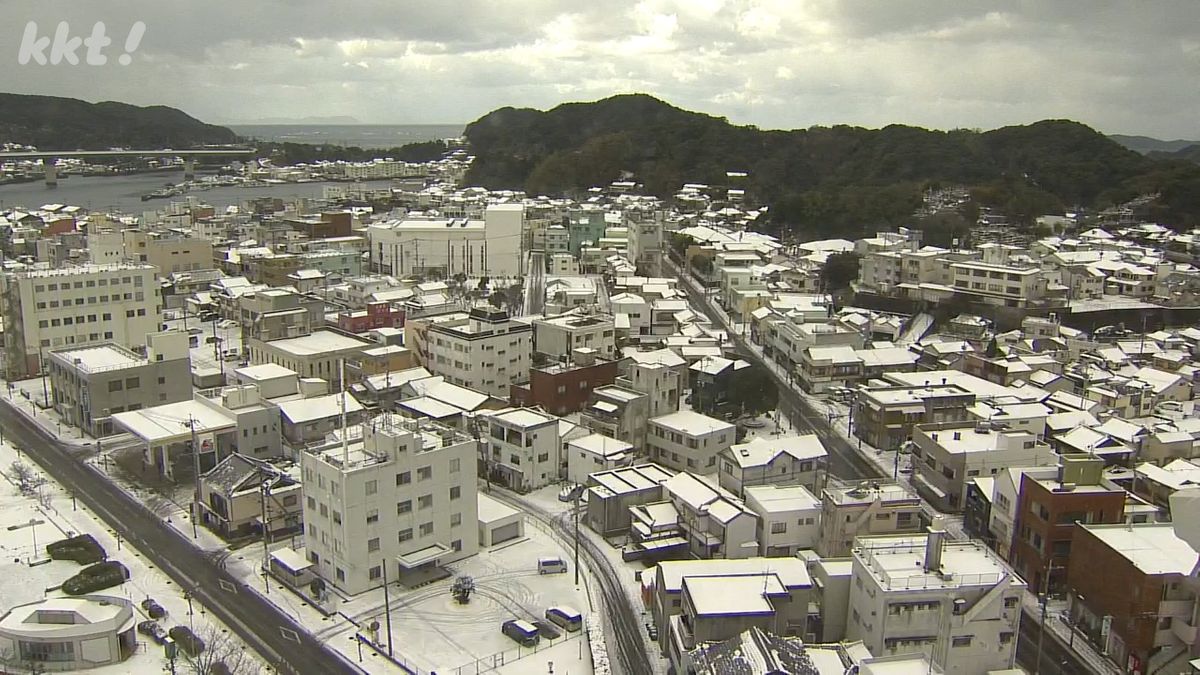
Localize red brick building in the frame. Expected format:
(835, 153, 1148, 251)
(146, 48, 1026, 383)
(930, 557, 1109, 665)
(1067, 523, 1199, 675)
(335, 301, 405, 333)
(511, 358, 618, 415)
(1009, 456, 1126, 594)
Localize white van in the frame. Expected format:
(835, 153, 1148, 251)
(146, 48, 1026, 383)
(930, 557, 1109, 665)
(537, 556, 567, 575)
(545, 606, 582, 632)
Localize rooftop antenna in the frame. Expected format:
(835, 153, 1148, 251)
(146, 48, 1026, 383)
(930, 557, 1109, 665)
(339, 357, 349, 465)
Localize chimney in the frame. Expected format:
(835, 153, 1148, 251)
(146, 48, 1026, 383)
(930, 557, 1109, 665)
(924, 517, 946, 572)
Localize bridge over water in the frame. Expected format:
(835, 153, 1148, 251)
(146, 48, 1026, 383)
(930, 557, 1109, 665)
(0, 148, 257, 185)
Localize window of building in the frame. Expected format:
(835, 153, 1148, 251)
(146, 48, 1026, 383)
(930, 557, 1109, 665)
(336, 568, 345, 582)
(306, 496, 315, 509)
(417, 466, 432, 481)
(451, 513, 462, 527)
(369, 566, 381, 581)
(398, 528, 413, 543)
(771, 522, 787, 534)
(107, 380, 123, 392)
(332, 510, 342, 525)
(367, 537, 380, 552)
(419, 522, 433, 536)
(365, 480, 377, 496)
(396, 471, 411, 485)
(418, 494, 433, 509)
(366, 509, 379, 525)
(449, 458, 460, 473)
(449, 486, 461, 501)
(397, 500, 412, 514)
(951, 636, 973, 648)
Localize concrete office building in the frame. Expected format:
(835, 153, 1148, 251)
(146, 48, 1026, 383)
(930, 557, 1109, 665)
(48, 331, 192, 437)
(367, 204, 524, 278)
(847, 529, 1025, 675)
(422, 307, 532, 399)
(300, 414, 479, 595)
(1, 263, 162, 378)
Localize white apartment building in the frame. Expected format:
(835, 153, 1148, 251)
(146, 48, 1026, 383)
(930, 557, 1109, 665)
(619, 355, 686, 417)
(718, 435, 829, 497)
(367, 203, 524, 278)
(423, 307, 532, 399)
(2, 263, 162, 379)
(646, 410, 735, 474)
(533, 312, 616, 360)
(483, 407, 561, 492)
(848, 529, 1026, 675)
(300, 414, 479, 595)
(567, 433, 633, 486)
(817, 481, 924, 558)
(911, 421, 1055, 512)
(743, 484, 821, 557)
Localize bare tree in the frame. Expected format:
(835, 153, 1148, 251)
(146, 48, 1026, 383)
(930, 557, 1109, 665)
(9, 461, 46, 496)
(178, 624, 258, 675)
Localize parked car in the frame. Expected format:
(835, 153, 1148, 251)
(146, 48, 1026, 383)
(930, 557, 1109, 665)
(140, 598, 166, 619)
(218, 319, 238, 329)
(138, 620, 167, 644)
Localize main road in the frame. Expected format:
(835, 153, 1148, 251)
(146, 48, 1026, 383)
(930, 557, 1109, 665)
(665, 257, 884, 481)
(0, 397, 360, 675)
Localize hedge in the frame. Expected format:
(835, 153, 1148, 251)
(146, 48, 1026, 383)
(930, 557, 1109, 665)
(62, 561, 129, 595)
(46, 534, 107, 565)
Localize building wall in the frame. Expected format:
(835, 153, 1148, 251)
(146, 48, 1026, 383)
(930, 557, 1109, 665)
(49, 356, 191, 437)
(425, 313, 532, 399)
(2, 264, 162, 379)
(1009, 477, 1126, 594)
(511, 359, 619, 416)
(301, 421, 479, 595)
(816, 492, 923, 558)
(719, 452, 826, 497)
(647, 420, 733, 474)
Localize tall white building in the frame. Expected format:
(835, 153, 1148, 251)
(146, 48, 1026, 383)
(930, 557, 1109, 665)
(482, 407, 561, 491)
(1, 263, 162, 379)
(423, 307, 532, 399)
(300, 414, 479, 595)
(367, 203, 524, 278)
(847, 527, 1025, 675)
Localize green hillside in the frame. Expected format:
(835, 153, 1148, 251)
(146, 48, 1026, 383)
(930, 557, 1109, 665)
(464, 94, 1200, 237)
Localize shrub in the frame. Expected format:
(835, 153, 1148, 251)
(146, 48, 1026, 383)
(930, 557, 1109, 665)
(46, 534, 107, 565)
(168, 625, 206, 657)
(61, 561, 129, 595)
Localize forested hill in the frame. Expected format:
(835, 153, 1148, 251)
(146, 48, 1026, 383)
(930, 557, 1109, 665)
(463, 94, 1200, 237)
(0, 93, 239, 150)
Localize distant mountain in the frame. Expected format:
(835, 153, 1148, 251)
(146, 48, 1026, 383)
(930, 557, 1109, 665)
(1109, 134, 1200, 155)
(0, 93, 238, 150)
(463, 94, 1200, 236)
(227, 115, 363, 125)
(1149, 144, 1200, 165)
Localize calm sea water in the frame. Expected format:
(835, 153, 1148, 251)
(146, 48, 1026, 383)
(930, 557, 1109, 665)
(228, 124, 465, 148)
(0, 171, 392, 215)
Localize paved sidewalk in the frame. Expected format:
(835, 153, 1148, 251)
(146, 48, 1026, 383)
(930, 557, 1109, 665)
(1020, 585, 1122, 675)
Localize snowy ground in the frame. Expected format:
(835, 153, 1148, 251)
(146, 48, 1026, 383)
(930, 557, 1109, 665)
(517, 485, 670, 675)
(287, 510, 594, 675)
(0, 439, 263, 675)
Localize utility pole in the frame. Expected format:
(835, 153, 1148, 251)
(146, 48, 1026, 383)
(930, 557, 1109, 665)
(188, 416, 200, 539)
(38, 345, 49, 408)
(573, 491, 581, 586)
(1035, 561, 1063, 675)
(381, 563, 394, 658)
(260, 474, 271, 595)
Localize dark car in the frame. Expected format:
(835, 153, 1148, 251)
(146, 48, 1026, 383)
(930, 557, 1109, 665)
(137, 620, 167, 644)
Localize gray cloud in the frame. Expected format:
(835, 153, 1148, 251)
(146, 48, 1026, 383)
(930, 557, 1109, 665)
(0, 0, 1196, 137)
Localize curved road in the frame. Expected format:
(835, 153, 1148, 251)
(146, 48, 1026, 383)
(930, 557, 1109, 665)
(0, 397, 360, 675)
(490, 489, 653, 675)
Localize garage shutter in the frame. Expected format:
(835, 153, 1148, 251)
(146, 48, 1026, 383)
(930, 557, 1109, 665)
(491, 522, 521, 545)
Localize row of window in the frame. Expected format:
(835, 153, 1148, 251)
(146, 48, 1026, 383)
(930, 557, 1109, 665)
(33, 275, 144, 293)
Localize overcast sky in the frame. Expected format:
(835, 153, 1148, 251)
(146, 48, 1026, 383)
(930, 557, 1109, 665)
(2, 1, 1198, 138)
